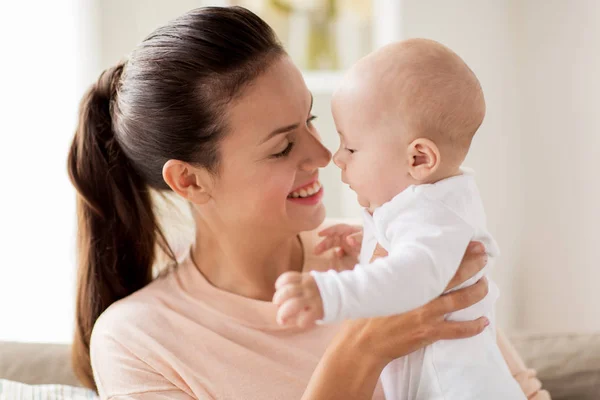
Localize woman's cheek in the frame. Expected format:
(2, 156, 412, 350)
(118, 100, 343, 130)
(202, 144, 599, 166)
(257, 181, 290, 212)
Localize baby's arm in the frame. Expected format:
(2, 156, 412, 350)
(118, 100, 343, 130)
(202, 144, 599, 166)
(312, 207, 475, 323)
(274, 205, 477, 326)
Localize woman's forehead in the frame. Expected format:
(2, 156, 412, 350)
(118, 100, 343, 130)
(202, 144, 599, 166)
(224, 56, 311, 142)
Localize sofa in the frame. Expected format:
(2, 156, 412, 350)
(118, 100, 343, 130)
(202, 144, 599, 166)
(1, 332, 599, 399)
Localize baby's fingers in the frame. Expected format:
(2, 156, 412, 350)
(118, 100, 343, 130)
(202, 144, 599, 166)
(277, 298, 308, 325)
(273, 284, 303, 306)
(296, 307, 320, 329)
(275, 271, 302, 290)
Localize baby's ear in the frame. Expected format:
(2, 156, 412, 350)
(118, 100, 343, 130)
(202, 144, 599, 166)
(406, 138, 441, 181)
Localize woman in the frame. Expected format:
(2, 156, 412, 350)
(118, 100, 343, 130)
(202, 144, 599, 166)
(67, 6, 548, 400)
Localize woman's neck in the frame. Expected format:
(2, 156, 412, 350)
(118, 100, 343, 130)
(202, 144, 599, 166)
(190, 216, 304, 302)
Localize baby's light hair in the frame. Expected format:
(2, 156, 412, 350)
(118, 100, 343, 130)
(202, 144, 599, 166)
(382, 39, 486, 162)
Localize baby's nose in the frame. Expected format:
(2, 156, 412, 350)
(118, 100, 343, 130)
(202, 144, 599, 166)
(333, 150, 344, 169)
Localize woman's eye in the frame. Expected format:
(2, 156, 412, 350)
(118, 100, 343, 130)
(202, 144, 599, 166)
(272, 141, 295, 158)
(307, 115, 317, 125)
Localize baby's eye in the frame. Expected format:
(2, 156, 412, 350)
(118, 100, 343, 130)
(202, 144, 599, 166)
(345, 147, 356, 154)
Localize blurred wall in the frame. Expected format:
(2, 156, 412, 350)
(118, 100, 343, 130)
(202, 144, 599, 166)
(514, 0, 600, 333)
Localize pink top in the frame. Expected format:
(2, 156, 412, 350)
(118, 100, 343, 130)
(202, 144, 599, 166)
(90, 222, 386, 400)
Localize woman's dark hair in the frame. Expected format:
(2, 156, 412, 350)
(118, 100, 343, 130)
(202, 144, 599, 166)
(67, 6, 284, 389)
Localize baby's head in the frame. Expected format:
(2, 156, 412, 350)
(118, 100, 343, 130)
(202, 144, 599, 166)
(332, 38, 485, 211)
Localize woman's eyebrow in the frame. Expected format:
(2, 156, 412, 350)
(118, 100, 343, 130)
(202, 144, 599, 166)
(262, 123, 299, 144)
(261, 93, 314, 144)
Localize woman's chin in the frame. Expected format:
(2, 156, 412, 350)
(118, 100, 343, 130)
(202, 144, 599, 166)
(287, 202, 326, 232)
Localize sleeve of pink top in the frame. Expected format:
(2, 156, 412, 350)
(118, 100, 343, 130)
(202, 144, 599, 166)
(91, 327, 212, 400)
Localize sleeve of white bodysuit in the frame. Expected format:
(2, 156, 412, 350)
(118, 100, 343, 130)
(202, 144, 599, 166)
(311, 202, 475, 323)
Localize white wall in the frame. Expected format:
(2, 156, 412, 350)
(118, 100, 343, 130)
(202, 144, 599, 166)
(514, 0, 600, 333)
(98, 0, 205, 68)
(0, 0, 100, 342)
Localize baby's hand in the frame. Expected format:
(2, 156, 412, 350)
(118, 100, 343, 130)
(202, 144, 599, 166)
(315, 223, 363, 260)
(273, 271, 324, 328)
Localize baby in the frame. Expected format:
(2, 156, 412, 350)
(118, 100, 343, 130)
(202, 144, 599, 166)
(273, 39, 526, 399)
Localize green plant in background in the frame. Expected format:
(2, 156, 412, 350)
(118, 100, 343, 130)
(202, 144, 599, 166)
(271, 0, 338, 70)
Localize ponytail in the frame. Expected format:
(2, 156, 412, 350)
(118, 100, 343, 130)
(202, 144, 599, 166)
(65, 6, 286, 390)
(67, 63, 159, 390)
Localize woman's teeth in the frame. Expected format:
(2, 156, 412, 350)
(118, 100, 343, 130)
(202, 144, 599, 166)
(288, 181, 321, 198)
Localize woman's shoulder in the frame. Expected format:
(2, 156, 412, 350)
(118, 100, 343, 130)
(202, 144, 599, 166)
(90, 271, 186, 389)
(89, 274, 196, 398)
(91, 270, 178, 349)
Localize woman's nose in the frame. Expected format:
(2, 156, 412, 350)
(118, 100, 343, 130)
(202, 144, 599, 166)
(299, 128, 332, 171)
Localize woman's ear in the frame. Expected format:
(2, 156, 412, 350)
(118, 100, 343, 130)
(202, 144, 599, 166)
(162, 159, 213, 204)
(407, 138, 441, 181)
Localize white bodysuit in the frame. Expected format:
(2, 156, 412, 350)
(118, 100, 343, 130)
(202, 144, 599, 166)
(311, 170, 525, 400)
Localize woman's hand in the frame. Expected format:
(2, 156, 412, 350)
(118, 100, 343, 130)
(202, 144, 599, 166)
(352, 240, 489, 364)
(303, 242, 489, 400)
(513, 369, 552, 399)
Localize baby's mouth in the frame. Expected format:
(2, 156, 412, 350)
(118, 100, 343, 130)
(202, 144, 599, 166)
(288, 181, 322, 198)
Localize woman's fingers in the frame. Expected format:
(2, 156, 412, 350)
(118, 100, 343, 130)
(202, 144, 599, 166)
(531, 390, 551, 400)
(435, 316, 490, 341)
(431, 277, 489, 317)
(513, 369, 542, 398)
(445, 241, 487, 291)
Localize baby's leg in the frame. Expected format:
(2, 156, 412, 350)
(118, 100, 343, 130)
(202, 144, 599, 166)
(425, 317, 526, 400)
(381, 348, 449, 400)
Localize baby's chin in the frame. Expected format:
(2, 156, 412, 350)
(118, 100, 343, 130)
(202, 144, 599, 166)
(357, 194, 371, 210)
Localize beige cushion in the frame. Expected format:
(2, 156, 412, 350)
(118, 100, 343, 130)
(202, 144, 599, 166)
(511, 332, 600, 400)
(1, 333, 599, 398)
(0, 379, 97, 399)
(0, 342, 79, 387)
